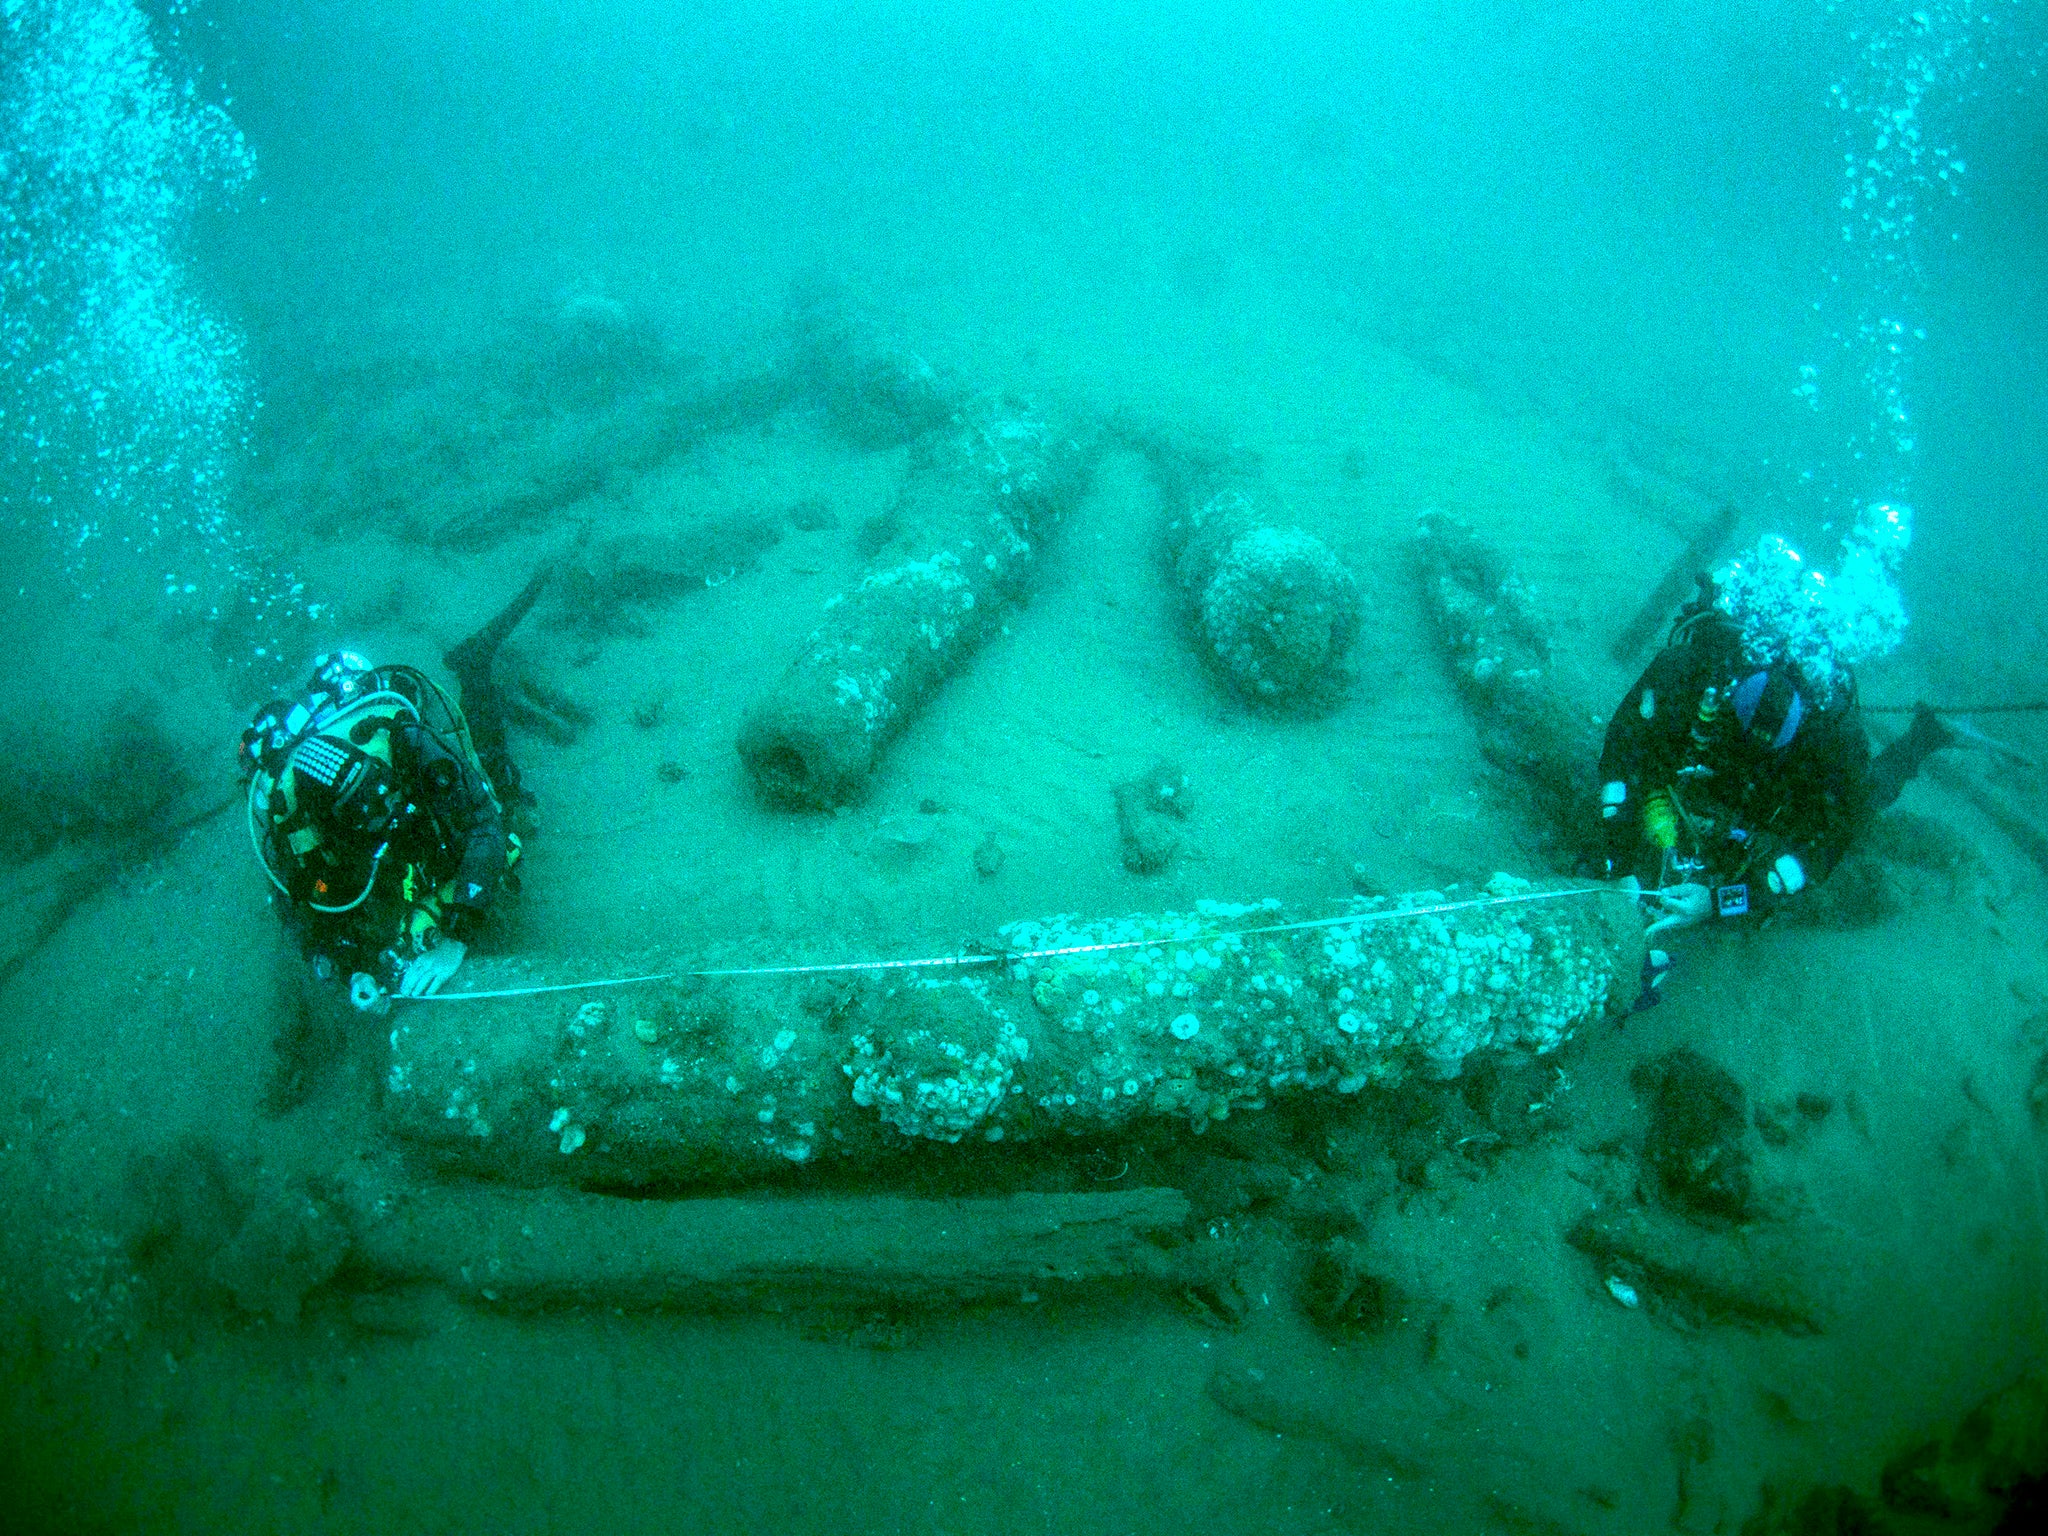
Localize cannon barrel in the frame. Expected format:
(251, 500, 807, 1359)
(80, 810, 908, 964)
(381, 877, 1641, 1188)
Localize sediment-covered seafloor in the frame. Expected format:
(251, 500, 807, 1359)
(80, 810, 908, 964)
(383, 875, 1640, 1185)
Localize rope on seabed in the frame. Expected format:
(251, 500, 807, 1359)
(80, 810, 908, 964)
(405, 884, 1635, 1004)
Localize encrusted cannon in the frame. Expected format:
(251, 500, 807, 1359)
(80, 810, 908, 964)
(1127, 430, 1361, 709)
(381, 876, 1641, 1187)
(737, 395, 1097, 808)
(1412, 510, 1604, 841)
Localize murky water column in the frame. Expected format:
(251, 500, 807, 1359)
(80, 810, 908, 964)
(1, 0, 295, 659)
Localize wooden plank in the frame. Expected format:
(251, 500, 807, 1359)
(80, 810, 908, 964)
(339, 1177, 1196, 1309)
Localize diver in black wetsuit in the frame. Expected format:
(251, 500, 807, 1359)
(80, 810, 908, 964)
(240, 568, 552, 1003)
(1596, 599, 1955, 937)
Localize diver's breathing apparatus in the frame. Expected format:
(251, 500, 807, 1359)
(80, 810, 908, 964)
(1678, 683, 1720, 780)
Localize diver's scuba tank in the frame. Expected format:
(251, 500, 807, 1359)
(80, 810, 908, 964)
(1683, 683, 1721, 768)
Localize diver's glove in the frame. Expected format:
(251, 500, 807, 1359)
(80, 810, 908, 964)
(398, 939, 467, 998)
(1645, 882, 1713, 937)
(1764, 852, 1807, 898)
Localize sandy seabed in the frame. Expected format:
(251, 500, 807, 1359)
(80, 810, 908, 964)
(3, 265, 2046, 1535)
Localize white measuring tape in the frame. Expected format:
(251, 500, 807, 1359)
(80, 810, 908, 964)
(404, 884, 1629, 1004)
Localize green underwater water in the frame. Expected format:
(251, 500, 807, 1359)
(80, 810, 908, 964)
(5, 3, 2048, 1532)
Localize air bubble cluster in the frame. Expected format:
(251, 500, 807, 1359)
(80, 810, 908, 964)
(1803, 1, 2024, 522)
(1713, 500, 1912, 704)
(2, 1, 298, 655)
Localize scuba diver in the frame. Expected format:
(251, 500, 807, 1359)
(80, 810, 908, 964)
(241, 568, 551, 1005)
(1597, 502, 1960, 939)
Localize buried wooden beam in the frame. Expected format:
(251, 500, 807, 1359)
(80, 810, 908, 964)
(336, 1177, 1199, 1310)
(0, 790, 238, 992)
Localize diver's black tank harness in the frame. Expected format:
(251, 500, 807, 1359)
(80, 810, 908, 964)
(248, 667, 497, 915)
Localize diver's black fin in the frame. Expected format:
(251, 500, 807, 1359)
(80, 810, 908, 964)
(1629, 948, 1672, 1016)
(443, 563, 554, 691)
